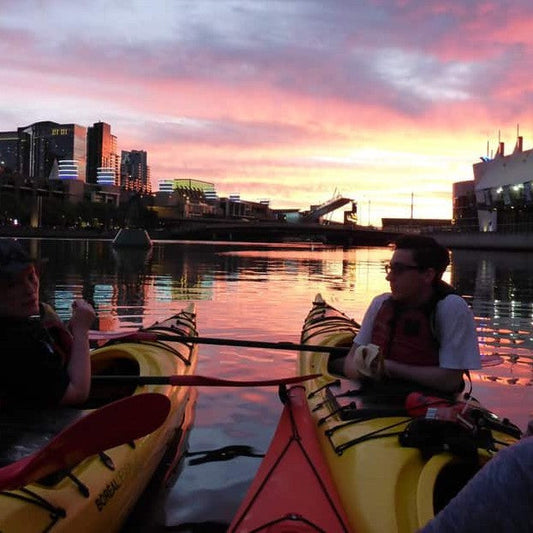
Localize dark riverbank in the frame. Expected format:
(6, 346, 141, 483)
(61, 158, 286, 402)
(5, 224, 533, 251)
(0, 226, 117, 240)
(430, 231, 533, 251)
(0, 222, 401, 247)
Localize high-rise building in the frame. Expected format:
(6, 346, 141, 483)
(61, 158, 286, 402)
(87, 122, 119, 185)
(1, 120, 153, 194)
(120, 150, 151, 193)
(0, 131, 20, 174)
(8, 121, 88, 181)
(110, 135, 120, 185)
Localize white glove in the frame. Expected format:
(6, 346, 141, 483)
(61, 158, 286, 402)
(344, 344, 383, 380)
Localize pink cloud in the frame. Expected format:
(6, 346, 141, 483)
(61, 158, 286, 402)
(3, 1, 533, 224)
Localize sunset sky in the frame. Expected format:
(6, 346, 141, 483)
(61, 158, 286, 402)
(2, 0, 533, 225)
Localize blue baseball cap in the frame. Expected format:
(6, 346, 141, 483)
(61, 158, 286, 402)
(0, 239, 35, 278)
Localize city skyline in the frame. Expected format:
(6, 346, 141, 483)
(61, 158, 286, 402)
(2, 1, 533, 224)
(0, 120, 152, 192)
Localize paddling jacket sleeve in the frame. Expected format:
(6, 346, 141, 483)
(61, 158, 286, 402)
(0, 304, 71, 406)
(419, 436, 533, 533)
(39, 303, 73, 364)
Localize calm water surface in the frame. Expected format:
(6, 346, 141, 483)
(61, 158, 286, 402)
(21, 238, 533, 531)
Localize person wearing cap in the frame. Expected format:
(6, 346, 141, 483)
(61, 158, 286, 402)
(0, 239, 96, 406)
(329, 235, 481, 394)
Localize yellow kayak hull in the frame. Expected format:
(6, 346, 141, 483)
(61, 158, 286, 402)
(0, 305, 198, 533)
(298, 295, 520, 533)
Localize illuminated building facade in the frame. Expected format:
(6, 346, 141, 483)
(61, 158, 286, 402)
(454, 135, 533, 232)
(120, 149, 151, 193)
(87, 122, 119, 185)
(0, 131, 19, 174)
(0, 121, 87, 181)
(173, 178, 215, 193)
(96, 167, 117, 186)
(158, 178, 216, 196)
(17, 121, 87, 181)
(58, 160, 80, 180)
(158, 180, 174, 193)
(154, 178, 217, 219)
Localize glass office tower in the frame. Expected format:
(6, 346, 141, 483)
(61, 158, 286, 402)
(16, 121, 87, 181)
(87, 122, 119, 185)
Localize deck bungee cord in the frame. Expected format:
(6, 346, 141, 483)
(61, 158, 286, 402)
(0, 487, 66, 531)
(0, 435, 143, 531)
(98, 315, 198, 365)
(0, 306, 200, 532)
(308, 378, 522, 460)
(223, 294, 528, 532)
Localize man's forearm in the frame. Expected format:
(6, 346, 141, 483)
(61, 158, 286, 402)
(385, 360, 463, 393)
(327, 342, 359, 377)
(60, 331, 91, 405)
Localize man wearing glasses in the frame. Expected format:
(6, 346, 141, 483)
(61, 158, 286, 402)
(330, 235, 480, 394)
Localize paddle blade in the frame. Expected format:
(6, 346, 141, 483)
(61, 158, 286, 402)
(0, 392, 170, 491)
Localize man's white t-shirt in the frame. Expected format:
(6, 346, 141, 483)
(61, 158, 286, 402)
(353, 293, 481, 369)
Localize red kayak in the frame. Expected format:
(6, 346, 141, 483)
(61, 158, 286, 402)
(228, 385, 351, 532)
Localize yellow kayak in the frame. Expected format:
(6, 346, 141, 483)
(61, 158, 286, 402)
(298, 294, 521, 533)
(0, 304, 198, 532)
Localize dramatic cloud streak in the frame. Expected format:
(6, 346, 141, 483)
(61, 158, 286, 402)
(2, 0, 533, 224)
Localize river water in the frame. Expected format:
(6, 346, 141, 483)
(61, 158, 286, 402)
(20, 238, 533, 531)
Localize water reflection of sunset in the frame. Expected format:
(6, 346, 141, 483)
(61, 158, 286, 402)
(31, 239, 533, 528)
(476, 356, 533, 388)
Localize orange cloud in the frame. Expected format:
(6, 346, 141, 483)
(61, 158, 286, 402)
(3, 1, 533, 225)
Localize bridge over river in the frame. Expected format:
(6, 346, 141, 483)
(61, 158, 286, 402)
(165, 220, 400, 247)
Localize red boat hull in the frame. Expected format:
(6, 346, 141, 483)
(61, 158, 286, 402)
(228, 385, 351, 532)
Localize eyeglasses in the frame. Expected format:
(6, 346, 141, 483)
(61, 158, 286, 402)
(384, 262, 421, 275)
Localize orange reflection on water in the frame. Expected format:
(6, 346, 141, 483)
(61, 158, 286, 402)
(472, 356, 533, 431)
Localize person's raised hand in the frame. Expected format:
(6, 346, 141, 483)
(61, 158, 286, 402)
(70, 299, 96, 335)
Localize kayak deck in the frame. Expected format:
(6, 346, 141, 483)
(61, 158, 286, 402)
(229, 385, 352, 532)
(0, 305, 198, 533)
(296, 294, 522, 533)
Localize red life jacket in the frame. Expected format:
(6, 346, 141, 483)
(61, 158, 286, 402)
(370, 283, 455, 367)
